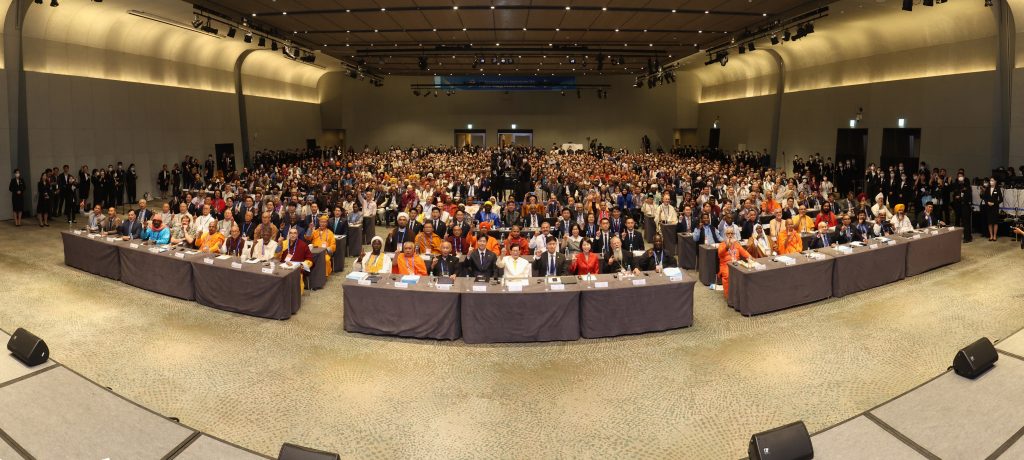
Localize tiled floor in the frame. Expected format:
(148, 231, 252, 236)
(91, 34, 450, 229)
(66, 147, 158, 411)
(0, 221, 1021, 459)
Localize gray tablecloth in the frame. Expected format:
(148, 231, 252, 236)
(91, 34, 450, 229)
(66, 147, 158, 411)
(362, 216, 375, 244)
(334, 235, 347, 273)
(903, 228, 963, 277)
(726, 254, 834, 316)
(677, 233, 697, 270)
(346, 225, 363, 258)
(343, 277, 461, 340)
(191, 257, 302, 319)
(644, 216, 656, 243)
(698, 244, 719, 285)
(818, 242, 908, 298)
(117, 243, 196, 300)
(61, 232, 121, 280)
(579, 273, 695, 338)
(460, 278, 580, 344)
(660, 224, 678, 257)
(308, 248, 327, 290)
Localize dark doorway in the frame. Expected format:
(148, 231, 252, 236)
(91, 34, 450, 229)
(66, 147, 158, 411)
(306, 138, 317, 150)
(454, 129, 487, 148)
(214, 143, 235, 173)
(835, 128, 868, 171)
(708, 128, 721, 149)
(881, 128, 922, 171)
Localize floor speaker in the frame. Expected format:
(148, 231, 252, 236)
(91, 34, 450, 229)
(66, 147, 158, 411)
(953, 337, 998, 379)
(278, 443, 340, 460)
(6, 328, 48, 367)
(748, 421, 813, 460)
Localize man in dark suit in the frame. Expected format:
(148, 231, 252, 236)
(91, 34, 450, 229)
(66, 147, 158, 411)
(118, 210, 143, 240)
(555, 208, 574, 238)
(809, 222, 835, 249)
(608, 208, 625, 235)
(675, 205, 697, 234)
(592, 218, 614, 258)
(532, 237, 567, 277)
(427, 207, 447, 239)
(621, 217, 645, 252)
(602, 236, 639, 273)
(852, 211, 872, 242)
(463, 241, 498, 279)
(639, 236, 677, 272)
(835, 214, 855, 244)
(430, 241, 461, 278)
(917, 202, 944, 228)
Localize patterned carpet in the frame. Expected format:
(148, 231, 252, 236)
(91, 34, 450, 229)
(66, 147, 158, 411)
(0, 221, 1021, 459)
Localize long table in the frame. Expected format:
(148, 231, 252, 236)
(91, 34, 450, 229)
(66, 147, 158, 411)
(725, 228, 962, 315)
(342, 272, 696, 343)
(62, 231, 304, 319)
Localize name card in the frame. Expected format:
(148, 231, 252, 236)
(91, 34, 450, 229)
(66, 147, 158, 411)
(394, 282, 408, 289)
(231, 262, 243, 269)
(930, 230, 939, 235)
(669, 276, 683, 282)
(357, 279, 372, 285)
(174, 252, 185, 259)
(130, 243, 140, 249)
(949, 226, 957, 232)
(632, 279, 647, 286)
(203, 258, 214, 265)
(262, 267, 275, 275)
(88, 234, 99, 239)
(436, 283, 451, 290)
(472, 285, 487, 292)
(507, 284, 523, 292)
(869, 244, 879, 250)
(550, 284, 566, 291)
(73, 230, 82, 235)
(911, 234, 921, 239)
(594, 282, 609, 288)
(887, 240, 896, 245)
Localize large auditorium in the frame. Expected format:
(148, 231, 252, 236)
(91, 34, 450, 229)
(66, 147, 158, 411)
(1, 0, 1023, 458)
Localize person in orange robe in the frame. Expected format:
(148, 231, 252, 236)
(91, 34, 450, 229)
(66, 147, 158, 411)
(776, 219, 804, 255)
(569, 238, 602, 275)
(308, 215, 337, 277)
(718, 227, 752, 298)
(393, 241, 428, 275)
(196, 221, 226, 253)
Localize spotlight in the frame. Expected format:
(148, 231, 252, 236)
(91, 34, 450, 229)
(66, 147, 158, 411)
(783, 30, 792, 41)
(433, 90, 438, 97)
(576, 89, 581, 99)
(985, 0, 993, 6)
(300, 54, 316, 63)
(200, 19, 219, 35)
(747, 42, 755, 52)
(191, 15, 203, 28)
(738, 45, 745, 55)
(924, 0, 933, 5)
(770, 34, 779, 45)
(227, 27, 236, 38)
(34, 0, 42, 4)
(719, 54, 728, 66)
(271, 41, 278, 51)
(49, 0, 58, 6)
(647, 76, 655, 88)
(560, 90, 566, 96)
(258, 36, 266, 47)
(633, 79, 643, 88)
(902, 0, 912, 11)
(244, 32, 253, 43)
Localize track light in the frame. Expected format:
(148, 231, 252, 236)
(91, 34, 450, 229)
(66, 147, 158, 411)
(413, 90, 421, 96)
(227, 27, 236, 38)
(747, 43, 755, 52)
(272, 41, 278, 51)
(738, 45, 745, 55)
(783, 30, 792, 41)
(902, 0, 913, 11)
(244, 32, 253, 43)
(770, 34, 779, 45)
(191, 15, 203, 28)
(50, 0, 58, 6)
(258, 36, 266, 47)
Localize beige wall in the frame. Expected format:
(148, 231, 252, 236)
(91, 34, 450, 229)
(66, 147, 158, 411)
(245, 95, 322, 151)
(320, 74, 677, 151)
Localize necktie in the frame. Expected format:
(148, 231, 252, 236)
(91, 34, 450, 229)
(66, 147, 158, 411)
(549, 254, 555, 275)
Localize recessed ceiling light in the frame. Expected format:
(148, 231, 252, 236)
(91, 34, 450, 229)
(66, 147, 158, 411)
(602, 7, 607, 10)
(463, 27, 467, 31)
(671, 9, 676, 13)
(614, 29, 619, 32)
(523, 27, 527, 31)
(453, 6, 458, 10)
(433, 28, 437, 31)
(555, 28, 560, 31)
(704, 10, 709, 14)
(282, 11, 287, 15)
(381, 7, 386, 11)
(490, 5, 495, 9)
(565, 6, 570, 10)
(251, 13, 256, 17)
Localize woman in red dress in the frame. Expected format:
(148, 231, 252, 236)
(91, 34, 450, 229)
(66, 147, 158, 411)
(569, 238, 602, 275)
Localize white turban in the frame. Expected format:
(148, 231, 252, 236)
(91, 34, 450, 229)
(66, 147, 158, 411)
(397, 212, 409, 220)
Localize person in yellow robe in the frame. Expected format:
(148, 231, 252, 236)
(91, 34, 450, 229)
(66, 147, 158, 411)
(415, 221, 443, 255)
(196, 221, 226, 253)
(791, 206, 815, 233)
(308, 215, 337, 277)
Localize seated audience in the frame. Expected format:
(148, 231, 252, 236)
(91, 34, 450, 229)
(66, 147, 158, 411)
(394, 241, 428, 276)
(357, 237, 393, 274)
(569, 238, 602, 275)
(717, 227, 752, 297)
(430, 241, 460, 278)
(533, 237, 567, 277)
(497, 244, 531, 280)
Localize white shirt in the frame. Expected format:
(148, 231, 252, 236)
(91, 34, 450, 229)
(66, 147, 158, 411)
(358, 252, 393, 274)
(194, 214, 215, 230)
(528, 232, 558, 254)
(890, 214, 914, 234)
(251, 239, 278, 261)
(497, 256, 531, 279)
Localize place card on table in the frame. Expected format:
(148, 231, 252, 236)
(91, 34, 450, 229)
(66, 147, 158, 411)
(550, 284, 565, 291)
(436, 283, 451, 290)
(668, 276, 683, 282)
(507, 284, 523, 292)
(930, 230, 939, 235)
(357, 279, 372, 286)
(911, 234, 921, 239)
(129, 243, 140, 249)
(73, 230, 82, 235)
(472, 285, 487, 292)
(593, 281, 609, 288)
(230, 262, 243, 269)
(869, 244, 879, 249)
(262, 267, 275, 274)
(174, 252, 185, 259)
(632, 279, 647, 286)
(203, 258, 214, 265)
(394, 282, 409, 289)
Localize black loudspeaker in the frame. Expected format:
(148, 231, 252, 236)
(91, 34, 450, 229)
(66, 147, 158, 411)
(748, 421, 813, 460)
(278, 443, 339, 460)
(953, 337, 998, 379)
(7, 328, 49, 367)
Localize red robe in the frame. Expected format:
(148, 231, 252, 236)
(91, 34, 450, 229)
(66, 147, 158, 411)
(279, 238, 313, 265)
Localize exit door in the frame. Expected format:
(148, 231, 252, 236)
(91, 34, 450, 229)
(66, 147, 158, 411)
(497, 129, 534, 147)
(881, 128, 922, 172)
(454, 129, 487, 148)
(214, 143, 235, 173)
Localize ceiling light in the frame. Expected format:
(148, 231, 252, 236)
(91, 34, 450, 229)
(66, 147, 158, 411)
(902, 0, 912, 11)
(565, 6, 570, 10)
(191, 15, 203, 28)
(453, 5, 458, 9)
(244, 32, 253, 43)
(227, 27, 236, 38)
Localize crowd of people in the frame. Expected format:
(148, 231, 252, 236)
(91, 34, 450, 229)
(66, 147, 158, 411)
(13, 143, 1021, 287)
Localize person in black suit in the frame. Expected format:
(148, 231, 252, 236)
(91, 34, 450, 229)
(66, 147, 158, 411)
(118, 210, 143, 240)
(980, 178, 1002, 241)
(125, 164, 138, 204)
(917, 202, 945, 228)
(675, 205, 697, 234)
(602, 236, 639, 274)
(555, 208, 574, 238)
(430, 241, 461, 278)
(463, 240, 498, 279)
(592, 218, 614, 258)
(385, 212, 414, 253)
(55, 165, 71, 218)
(951, 173, 973, 242)
(533, 237, 567, 277)
(809, 222, 836, 249)
(621, 217, 645, 252)
(852, 211, 872, 242)
(639, 235, 677, 272)
(835, 214, 855, 244)
(426, 207, 447, 239)
(9, 169, 25, 226)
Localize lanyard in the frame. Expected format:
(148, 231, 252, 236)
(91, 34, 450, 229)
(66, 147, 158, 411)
(288, 241, 297, 257)
(654, 250, 663, 267)
(234, 237, 244, 254)
(405, 256, 414, 274)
